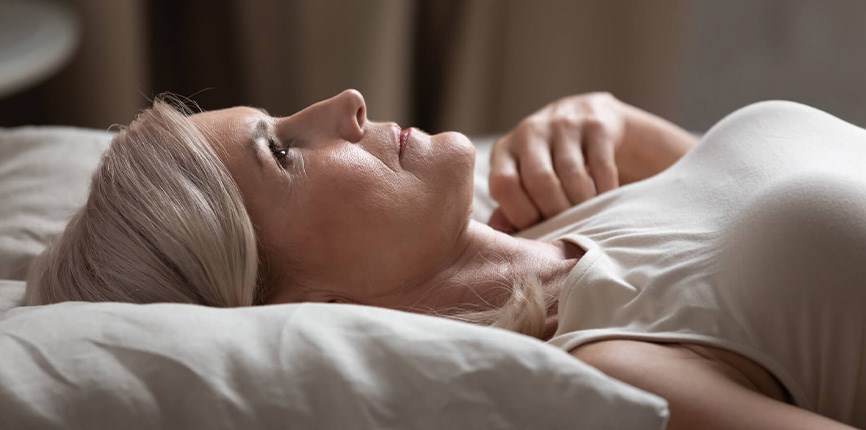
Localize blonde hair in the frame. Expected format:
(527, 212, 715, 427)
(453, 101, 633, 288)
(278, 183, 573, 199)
(439, 276, 554, 339)
(24, 97, 549, 338)
(25, 97, 261, 306)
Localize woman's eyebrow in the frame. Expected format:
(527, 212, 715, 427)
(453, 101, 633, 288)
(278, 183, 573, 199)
(248, 119, 268, 168)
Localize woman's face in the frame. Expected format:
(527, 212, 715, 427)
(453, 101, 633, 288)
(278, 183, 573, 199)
(190, 90, 476, 305)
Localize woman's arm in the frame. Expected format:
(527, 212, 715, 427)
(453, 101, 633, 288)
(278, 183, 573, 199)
(487, 92, 698, 232)
(571, 340, 857, 430)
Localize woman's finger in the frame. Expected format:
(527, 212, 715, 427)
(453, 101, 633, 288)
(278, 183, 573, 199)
(487, 207, 517, 234)
(552, 121, 596, 204)
(582, 117, 619, 194)
(514, 130, 572, 218)
(489, 141, 541, 229)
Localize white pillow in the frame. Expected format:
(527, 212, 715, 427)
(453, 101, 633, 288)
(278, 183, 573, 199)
(0, 126, 112, 280)
(0, 280, 25, 313)
(0, 280, 668, 429)
(471, 135, 498, 223)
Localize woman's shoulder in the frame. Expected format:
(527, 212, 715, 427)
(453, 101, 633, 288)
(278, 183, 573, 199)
(697, 100, 866, 156)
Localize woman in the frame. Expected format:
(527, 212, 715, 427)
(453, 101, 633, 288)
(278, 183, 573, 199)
(25, 90, 865, 429)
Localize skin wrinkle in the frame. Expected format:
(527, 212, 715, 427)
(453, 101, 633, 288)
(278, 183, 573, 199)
(394, 212, 476, 309)
(682, 344, 789, 401)
(407, 224, 517, 313)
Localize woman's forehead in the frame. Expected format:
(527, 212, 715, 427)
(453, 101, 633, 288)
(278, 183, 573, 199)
(191, 107, 265, 145)
(188, 107, 264, 173)
(191, 106, 264, 127)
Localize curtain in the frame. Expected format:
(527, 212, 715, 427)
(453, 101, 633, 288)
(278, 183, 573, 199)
(2, 0, 865, 134)
(145, 0, 692, 134)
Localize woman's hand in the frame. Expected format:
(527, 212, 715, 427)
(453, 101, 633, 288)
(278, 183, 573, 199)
(487, 92, 698, 233)
(487, 92, 626, 232)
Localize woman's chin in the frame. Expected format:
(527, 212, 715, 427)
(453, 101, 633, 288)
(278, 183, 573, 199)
(442, 130, 474, 148)
(433, 131, 476, 166)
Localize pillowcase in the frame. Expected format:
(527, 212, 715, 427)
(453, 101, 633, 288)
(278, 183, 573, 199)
(0, 280, 668, 429)
(0, 280, 25, 313)
(471, 135, 498, 223)
(0, 126, 112, 280)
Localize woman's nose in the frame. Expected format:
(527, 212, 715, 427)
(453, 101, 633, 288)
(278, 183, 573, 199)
(329, 89, 367, 143)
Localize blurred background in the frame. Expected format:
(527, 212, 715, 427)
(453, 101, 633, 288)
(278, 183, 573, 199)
(1, 0, 865, 135)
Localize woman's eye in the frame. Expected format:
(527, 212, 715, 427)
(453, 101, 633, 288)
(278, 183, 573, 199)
(268, 138, 288, 161)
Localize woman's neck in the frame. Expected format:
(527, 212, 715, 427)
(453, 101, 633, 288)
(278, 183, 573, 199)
(388, 219, 584, 338)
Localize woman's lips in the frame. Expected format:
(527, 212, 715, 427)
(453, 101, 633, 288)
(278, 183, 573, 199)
(399, 127, 412, 157)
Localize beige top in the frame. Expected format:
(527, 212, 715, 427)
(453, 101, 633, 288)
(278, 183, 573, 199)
(519, 101, 866, 427)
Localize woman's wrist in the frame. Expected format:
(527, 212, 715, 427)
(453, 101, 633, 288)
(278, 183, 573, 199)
(615, 101, 698, 184)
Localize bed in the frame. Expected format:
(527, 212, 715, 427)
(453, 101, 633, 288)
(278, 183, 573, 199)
(0, 126, 669, 429)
